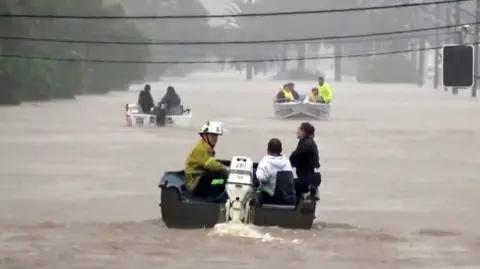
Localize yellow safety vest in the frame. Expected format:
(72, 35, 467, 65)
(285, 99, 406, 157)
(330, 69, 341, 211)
(317, 83, 332, 102)
(281, 88, 294, 101)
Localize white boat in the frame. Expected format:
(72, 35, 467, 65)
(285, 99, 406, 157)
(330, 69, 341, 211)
(273, 100, 330, 120)
(125, 103, 192, 127)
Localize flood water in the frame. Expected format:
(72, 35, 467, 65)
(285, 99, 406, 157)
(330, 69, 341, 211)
(0, 75, 479, 268)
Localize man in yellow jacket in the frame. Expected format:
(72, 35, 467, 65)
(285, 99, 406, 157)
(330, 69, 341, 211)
(185, 121, 229, 198)
(312, 75, 332, 103)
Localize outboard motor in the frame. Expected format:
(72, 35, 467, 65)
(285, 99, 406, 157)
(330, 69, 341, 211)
(155, 102, 167, 126)
(225, 156, 255, 224)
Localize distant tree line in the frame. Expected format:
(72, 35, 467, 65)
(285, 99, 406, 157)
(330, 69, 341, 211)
(0, 0, 153, 105)
(0, 0, 443, 105)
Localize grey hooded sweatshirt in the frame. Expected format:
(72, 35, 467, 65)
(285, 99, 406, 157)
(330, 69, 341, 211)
(255, 154, 293, 196)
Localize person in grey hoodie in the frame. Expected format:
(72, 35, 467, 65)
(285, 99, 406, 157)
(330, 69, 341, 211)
(255, 138, 296, 205)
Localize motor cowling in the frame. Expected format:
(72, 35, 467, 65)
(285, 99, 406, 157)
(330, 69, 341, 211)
(225, 156, 255, 223)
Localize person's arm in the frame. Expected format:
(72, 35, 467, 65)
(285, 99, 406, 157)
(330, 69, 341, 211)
(325, 84, 332, 101)
(289, 140, 310, 167)
(293, 90, 299, 100)
(146, 93, 154, 106)
(285, 157, 293, 171)
(138, 91, 144, 104)
(204, 156, 229, 171)
(255, 158, 269, 183)
(189, 145, 228, 172)
(160, 95, 169, 106)
(276, 91, 285, 103)
(173, 94, 181, 105)
(198, 146, 228, 171)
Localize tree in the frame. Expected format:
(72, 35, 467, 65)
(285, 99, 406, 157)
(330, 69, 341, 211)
(120, 0, 217, 80)
(212, 0, 281, 80)
(0, 0, 151, 105)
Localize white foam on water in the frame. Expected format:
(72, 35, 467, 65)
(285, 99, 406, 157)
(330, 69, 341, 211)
(208, 223, 302, 244)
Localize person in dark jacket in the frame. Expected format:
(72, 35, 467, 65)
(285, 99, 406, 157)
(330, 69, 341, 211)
(160, 86, 181, 113)
(138, 84, 154, 113)
(289, 83, 300, 101)
(289, 122, 321, 200)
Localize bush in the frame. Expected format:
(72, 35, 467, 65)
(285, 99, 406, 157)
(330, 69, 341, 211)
(356, 55, 418, 84)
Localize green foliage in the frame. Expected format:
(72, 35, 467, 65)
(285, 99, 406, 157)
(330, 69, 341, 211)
(356, 55, 418, 84)
(0, 0, 151, 105)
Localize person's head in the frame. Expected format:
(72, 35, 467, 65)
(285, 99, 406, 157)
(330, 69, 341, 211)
(144, 84, 151, 92)
(297, 122, 315, 139)
(318, 76, 324, 85)
(166, 86, 175, 94)
(311, 87, 319, 95)
(199, 121, 224, 147)
(286, 82, 295, 91)
(267, 138, 283, 156)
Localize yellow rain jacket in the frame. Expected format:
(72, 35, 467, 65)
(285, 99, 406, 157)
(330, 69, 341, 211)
(184, 138, 228, 191)
(280, 87, 294, 101)
(317, 83, 332, 102)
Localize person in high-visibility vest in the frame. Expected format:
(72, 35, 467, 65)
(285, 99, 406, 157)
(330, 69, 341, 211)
(308, 87, 323, 103)
(315, 76, 332, 103)
(185, 121, 229, 198)
(276, 82, 299, 103)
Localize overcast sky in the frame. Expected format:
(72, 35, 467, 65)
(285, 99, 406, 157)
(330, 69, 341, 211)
(199, 0, 232, 14)
(198, 0, 235, 27)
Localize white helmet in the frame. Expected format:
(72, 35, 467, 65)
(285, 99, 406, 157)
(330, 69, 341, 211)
(199, 121, 224, 135)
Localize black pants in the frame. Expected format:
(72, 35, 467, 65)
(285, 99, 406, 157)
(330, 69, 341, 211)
(295, 172, 321, 194)
(193, 170, 229, 198)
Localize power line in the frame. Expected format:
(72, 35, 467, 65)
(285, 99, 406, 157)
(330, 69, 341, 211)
(0, 23, 474, 45)
(96, 32, 452, 60)
(0, 0, 470, 19)
(2, 42, 477, 64)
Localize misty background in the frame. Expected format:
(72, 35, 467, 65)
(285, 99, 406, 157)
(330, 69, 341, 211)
(0, 0, 477, 104)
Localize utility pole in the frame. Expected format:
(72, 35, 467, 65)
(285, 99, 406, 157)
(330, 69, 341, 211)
(434, 4, 440, 89)
(334, 44, 342, 82)
(452, 0, 462, 95)
(418, 38, 425, 87)
(444, 7, 452, 91)
(473, 0, 479, 97)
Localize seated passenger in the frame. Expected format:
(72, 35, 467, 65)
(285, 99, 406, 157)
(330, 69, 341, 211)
(289, 83, 300, 101)
(290, 122, 321, 201)
(255, 138, 296, 205)
(308, 87, 323, 103)
(185, 121, 229, 198)
(276, 83, 298, 103)
(138, 84, 155, 113)
(160, 86, 182, 114)
(314, 75, 332, 104)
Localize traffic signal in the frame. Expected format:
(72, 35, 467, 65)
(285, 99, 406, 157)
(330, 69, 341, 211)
(442, 44, 474, 87)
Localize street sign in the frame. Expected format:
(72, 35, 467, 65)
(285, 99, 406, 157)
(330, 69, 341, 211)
(442, 44, 474, 87)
